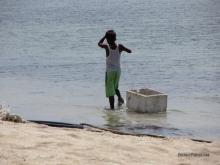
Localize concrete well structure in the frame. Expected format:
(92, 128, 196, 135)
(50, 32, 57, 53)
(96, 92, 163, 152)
(126, 88, 167, 113)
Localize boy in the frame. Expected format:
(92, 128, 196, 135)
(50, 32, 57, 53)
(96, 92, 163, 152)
(98, 30, 132, 109)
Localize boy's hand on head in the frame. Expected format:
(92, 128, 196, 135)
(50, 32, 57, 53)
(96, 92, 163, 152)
(98, 34, 108, 49)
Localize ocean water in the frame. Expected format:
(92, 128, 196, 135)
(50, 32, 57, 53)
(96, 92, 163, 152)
(0, 0, 220, 140)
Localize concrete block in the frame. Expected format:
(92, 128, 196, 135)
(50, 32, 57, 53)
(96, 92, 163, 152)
(126, 88, 167, 113)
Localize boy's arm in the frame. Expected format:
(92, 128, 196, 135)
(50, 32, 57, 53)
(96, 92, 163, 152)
(98, 36, 108, 49)
(119, 44, 132, 53)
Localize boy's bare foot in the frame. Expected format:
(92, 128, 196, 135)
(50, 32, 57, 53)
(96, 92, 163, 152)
(118, 98, 124, 106)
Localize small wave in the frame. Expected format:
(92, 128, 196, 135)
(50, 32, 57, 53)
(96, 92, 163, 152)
(194, 96, 220, 104)
(127, 124, 179, 131)
(168, 109, 186, 114)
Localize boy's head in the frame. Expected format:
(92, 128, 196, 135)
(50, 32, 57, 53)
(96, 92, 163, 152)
(105, 30, 116, 44)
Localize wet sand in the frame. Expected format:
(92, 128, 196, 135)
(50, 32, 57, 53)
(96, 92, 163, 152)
(0, 121, 219, 165)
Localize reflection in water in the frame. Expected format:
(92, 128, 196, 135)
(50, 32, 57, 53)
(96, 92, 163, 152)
(102, 108, 184, 137)
(126, 110, 168, 126)
(103, 111, 125, 129)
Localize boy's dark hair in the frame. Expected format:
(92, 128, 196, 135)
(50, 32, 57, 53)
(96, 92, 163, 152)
(106, 30, 116, 42)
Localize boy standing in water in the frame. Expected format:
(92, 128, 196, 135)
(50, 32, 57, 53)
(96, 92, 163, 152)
(98, 30, 132, 109)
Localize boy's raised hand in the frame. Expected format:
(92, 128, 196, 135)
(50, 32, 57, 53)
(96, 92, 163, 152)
(98, 35, 107, 49)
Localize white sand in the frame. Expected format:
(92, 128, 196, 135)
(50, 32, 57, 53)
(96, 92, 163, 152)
(0, 121, 219, 165)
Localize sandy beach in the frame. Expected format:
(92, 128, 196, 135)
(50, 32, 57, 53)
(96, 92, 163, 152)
(0, 121, 219, 165)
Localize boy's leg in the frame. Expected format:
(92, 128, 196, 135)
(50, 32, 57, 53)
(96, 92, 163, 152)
(109, 96, 114, 109)
(114, 71, 124, 106)
(115, 89, 122, 100)
(115, 89, 121, 98)
(116, 89, 124, 106)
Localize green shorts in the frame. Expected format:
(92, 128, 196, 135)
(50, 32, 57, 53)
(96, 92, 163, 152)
(105, 71, 121, 97)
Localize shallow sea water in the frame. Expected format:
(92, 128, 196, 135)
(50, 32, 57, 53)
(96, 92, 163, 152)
(0, 0, 220, 140)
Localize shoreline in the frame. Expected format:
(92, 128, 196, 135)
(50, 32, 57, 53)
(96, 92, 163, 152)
(0, 121, 219, 164)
